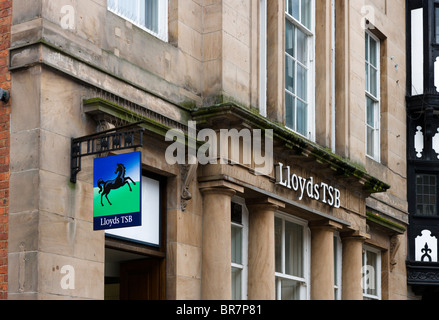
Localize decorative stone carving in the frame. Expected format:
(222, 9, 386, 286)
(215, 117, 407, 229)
(180, 156, 198, 212)
(389, 234, 401, 271)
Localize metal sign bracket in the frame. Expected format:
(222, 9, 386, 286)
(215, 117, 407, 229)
(70, 122, 145, 183)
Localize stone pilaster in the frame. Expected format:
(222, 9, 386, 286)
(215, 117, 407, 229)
(199, 181, 243, 300)
(310, 220, 342, 300)
(247, 198, 284, 300)
(341, 232, 369, 300)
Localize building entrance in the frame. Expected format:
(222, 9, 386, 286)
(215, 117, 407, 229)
(104, 247, 165, 300)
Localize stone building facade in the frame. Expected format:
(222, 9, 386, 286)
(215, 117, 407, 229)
(6, 0, 408, 300)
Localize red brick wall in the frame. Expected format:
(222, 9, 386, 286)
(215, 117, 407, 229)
(0, 0, 11, 300)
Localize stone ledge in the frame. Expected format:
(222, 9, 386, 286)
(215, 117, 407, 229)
(192, 103, 391, 195)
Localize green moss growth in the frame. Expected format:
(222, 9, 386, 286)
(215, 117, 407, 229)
(366, 211, 406, 233)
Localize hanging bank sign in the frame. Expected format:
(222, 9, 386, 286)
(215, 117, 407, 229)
(275, 162, 341, 208)
(93, 152, 142, 230)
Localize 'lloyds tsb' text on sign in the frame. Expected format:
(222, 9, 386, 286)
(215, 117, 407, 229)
(275, 162, 341, 208)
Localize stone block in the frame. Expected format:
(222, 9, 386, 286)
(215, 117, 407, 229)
(176, 243, 201, 279)
(9, 170, 39, 214)
(38, 252, 104, 299)
(8, 211, 39, 253)
(10, 129, 40, 173)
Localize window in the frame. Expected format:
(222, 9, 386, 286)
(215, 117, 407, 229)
(275, 214, 310, 300)
(231, 199, 248, 300)
(285, 0, 315, 139)
(416, 174, 438, 216)
(108, 0, 168, 42)
(333, 234, 342, 300)
(362, 246, 381, 300)
(365, 31, 380, 161)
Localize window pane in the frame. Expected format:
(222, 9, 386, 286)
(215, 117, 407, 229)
(231, 202, 242, 224)
(109, 0, 162, 37)
(365, 33, 369, 61)
(108, 0, 117, 11)
(369, 37, 378, 67)
(145, 0, 159, 33)
(297, 64, 307, 101)
(296, 100, 308, 136)
(366, 97, 375, 127)
(285, 221, 303, 277)
(277, 278, 301, 300)
(285, 93, 295, 130)
(117, 0, 138, 20)
(296, 29, 308, 65)
(275, 217, 283, 273)
(286, 56, 295, 94)
(286, 20, 295, 57)
(232, 267, 242, 300)
(367, 126, 375, 157)
(301, 0, 311, 29)
(365, 251, 377, 296)
(369, 66, 378, 97)
(365, 64, 369, 91)
(287, 0, 300, 20)
(231, 225, 242, 264)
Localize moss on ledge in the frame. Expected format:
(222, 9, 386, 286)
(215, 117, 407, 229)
(366, 211, 406, 234)
(192, 102, 391, 194)
(82, 98, 391, 195)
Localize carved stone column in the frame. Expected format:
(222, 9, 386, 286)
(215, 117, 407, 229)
(310, 220, 342, 300)
(199, 181, 243, 300)
(341, 232, 368, 300)
(247, 198, 284, 300)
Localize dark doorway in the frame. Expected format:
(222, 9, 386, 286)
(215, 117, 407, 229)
(120, 258, 165, 300)
(104, 248, 165, 300)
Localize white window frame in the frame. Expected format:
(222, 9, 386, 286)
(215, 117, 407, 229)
(108, 0, 168, 42)
(231, 196, 249, 300)
(275, 212, 310, 300)
(362, 245, 382, 300)
(365, 31, 381, 162)
(333, 233, 342, 300)
(284, 0, 316, 141)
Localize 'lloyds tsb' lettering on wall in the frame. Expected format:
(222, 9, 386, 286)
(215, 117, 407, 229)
(275, 163, 341, 208)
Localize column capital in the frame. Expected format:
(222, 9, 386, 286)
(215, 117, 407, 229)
(309, 219, 343, 231)
(199, 179, 244, 195)
(340, 229, 370, 242)
(246, 197, 285, 211)
(200, 187, 237, 197)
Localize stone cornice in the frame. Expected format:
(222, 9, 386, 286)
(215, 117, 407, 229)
(192, 103, 391, 195)
(366, 211, 407, 234)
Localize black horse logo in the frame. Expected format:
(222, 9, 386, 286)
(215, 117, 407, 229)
(97, 163, 136, 207)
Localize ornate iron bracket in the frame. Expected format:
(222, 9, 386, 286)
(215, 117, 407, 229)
(70, 122, 145, 183)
